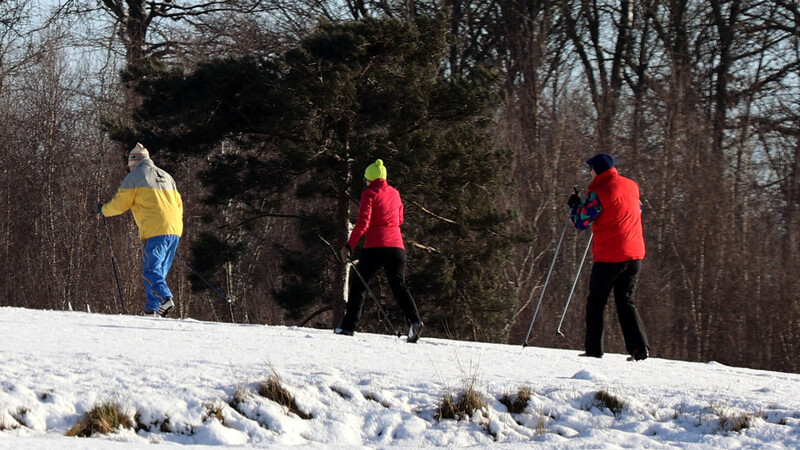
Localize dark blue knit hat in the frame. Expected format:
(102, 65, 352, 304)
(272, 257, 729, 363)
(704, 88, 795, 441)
(586, 153, 616, 174)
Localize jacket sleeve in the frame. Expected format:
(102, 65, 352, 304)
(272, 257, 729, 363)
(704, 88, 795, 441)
(102, 176, 137, 217)
(347, 190, 373, 248)
(569, 191, 602, 231)
(398, 199, 404, 227)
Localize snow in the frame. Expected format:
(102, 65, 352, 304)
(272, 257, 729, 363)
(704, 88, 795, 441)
(1, 306, 799, 449)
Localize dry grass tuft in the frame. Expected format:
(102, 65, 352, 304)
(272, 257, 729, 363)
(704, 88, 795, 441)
(716, 406, 761, 432)
(330, 386, 352, 400)
(363, 392, 391, 408)
(10, 407, 29, 428)
(499, 386, 532, 414)
(231, 383, 252, 406)
(593, 390, 626, 416)
(134, 411, 171, 433)
(435, 376, 487, 421)
(257, 376, 312, 420)
(534, 407, 549, 435)
(202, 401, 227, 425)
(0, 411, 20, 431)
(65, 401, 134, 437)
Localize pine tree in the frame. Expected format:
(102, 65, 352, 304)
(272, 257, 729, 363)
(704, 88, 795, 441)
(118, 15, 517, 341)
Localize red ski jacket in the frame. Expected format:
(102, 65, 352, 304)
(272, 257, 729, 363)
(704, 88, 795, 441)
(346, 179, 405, 250)
(586, 168, 646, 262)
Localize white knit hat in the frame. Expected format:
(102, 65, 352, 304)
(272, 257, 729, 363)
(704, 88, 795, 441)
(128, 143, 149, 170)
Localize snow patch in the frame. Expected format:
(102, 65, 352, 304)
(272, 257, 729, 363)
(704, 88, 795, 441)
(572, 370, 603, 381)
(1, 306, 800, 449)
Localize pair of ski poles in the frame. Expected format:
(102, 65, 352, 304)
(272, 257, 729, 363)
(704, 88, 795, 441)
(101, 215, 230, 314)
(522, 212, 593, 347)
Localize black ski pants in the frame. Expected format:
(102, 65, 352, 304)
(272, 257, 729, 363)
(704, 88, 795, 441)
(584, 259, 649, 356)
(340, 247, 420, 331)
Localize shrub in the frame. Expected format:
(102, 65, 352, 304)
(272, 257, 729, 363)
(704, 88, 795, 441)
(65, 401, 134, 437)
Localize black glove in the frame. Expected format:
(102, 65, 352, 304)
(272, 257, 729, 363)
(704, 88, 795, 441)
(97, 203, 104, 216)
(567, 192, 582, 208)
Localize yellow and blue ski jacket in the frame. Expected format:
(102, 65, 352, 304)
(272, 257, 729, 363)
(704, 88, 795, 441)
(101, 158, 183, 240)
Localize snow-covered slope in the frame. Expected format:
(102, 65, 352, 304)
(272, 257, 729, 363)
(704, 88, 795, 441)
(1, 306, 799, 448)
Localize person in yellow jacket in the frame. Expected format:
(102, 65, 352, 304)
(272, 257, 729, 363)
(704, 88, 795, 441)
(99, 143, 183, 317)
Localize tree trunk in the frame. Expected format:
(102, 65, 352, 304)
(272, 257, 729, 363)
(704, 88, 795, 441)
(332, 132, 353, 327)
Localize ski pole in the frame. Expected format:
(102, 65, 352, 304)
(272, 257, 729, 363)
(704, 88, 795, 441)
(556, 232, 592, 337)
(101, 215, 127, 314)
(522, 214, 571, 347)
(177, 254, 231, 303)
(347, 258, 402, 337)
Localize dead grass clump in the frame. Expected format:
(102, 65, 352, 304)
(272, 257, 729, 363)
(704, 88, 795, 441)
(363, 392, 391, 408)
(134, 411, 171, 433)
(231, 383, 252, 406)
(39, 390, 53, 402)
(202, 401, 227, 425)
(10, 407, 29, 428)
(435, 381, 487, 421)
(533, 407, 549, 435)
(0, 411, 20, 431)
(720, 413, 756, 432)
(225, 382, 258, 421)
(257, 377, 311, 420)
(330, 386, 352, 400)
(499, 386, 532, 414)
(65, 401, 134, 437)
(716, 407, 762, 432)
(593, 390, 626, 417)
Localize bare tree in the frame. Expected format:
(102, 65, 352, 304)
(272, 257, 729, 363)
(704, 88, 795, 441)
(559, 0, 636, 152)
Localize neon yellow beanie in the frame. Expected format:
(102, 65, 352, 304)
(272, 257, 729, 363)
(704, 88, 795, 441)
(364, 159, 387, 181)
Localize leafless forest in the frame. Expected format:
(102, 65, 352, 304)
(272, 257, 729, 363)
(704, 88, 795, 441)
(1, 0, 798, 372)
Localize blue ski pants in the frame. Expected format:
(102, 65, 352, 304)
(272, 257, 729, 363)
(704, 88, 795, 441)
(141, 235, 180, 311)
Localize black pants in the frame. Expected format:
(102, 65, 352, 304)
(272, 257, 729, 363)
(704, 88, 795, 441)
(585, 260, 649, 356)
(340, 247, 420, 331)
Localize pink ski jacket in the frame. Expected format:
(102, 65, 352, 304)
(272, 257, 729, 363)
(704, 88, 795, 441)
(346, 179, 405, 250)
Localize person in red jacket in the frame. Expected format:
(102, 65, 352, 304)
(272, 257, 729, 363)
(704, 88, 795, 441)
(568, 153, 650, 361)
(337, 159, 423, 343)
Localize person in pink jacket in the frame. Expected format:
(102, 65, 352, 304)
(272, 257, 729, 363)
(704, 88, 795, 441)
(337, 159, 423, 343)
